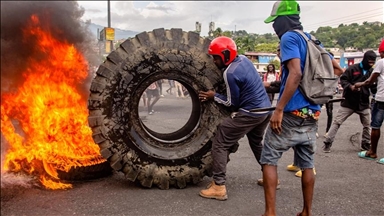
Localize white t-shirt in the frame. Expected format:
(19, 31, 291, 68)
(373, 58, 384, 102)
(267, 73, 277, 83)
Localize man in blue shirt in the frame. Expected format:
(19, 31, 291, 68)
(261, 1, 344, 215)
(198, 36, 272, 201)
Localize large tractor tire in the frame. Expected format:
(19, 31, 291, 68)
(87, 28, 229, 189)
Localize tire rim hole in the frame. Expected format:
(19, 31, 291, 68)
(139, 79, 192, 134)
(137, 78, 201, 144)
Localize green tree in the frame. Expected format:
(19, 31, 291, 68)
(255, 42, 279, 53)
(213, 27, 223, 37)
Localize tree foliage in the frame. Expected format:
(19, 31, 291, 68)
(212, 22, 383, 52)
(311, 22, 384, 50)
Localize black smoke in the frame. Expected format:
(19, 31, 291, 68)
(0, 1, 100, 98)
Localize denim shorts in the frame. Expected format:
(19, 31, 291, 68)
(260, 113, 318, 169)
(371, 101, 384, 129)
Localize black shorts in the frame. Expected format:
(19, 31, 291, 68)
(146, 89, 159, 98)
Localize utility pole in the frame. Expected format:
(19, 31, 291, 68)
(108, 0, 111, 28)
(234, 25, 236, 39)
(107, 0, 113, 52)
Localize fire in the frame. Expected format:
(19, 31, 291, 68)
(0, 14, 105, 190)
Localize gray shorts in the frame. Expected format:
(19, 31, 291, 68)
(260, 113, 318, 169)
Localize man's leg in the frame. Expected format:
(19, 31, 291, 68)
(325, 102, 333, 133)
(292, 118, 317, 216)
(147, 93, 152, 113)
(262, 164, 278, 215)
(323, 106, 354, 152)
(200, 114, 258, 200)
(150, 96, 160, 110)
(366, 102, 384, 157)
(301, 169, 315, 216)
(357, 108, 371, 150)
(246, 113, 272, 165)
(260, 116, 293, 215)
(149, 89, 160, 113)
(368, 129, 380, 157)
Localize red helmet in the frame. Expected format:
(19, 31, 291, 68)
(208, 36, 237, 66)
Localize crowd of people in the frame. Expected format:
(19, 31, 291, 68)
(197, 1, 384, 216)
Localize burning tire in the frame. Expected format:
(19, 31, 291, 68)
(87, 28, 229, 189)
(56, 160, 113, 181)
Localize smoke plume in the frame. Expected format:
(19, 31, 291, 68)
(0, 1, 99, 97)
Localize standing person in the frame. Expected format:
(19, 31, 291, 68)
(323, 50, 377, 153)
(261, 1, 344, 215)
(146, 82, 161, 115)
(356, 40, 384, 164)
(157, 79, 164, 97)
(175, 81, 185, 98)
(198, 36, 272, 201)
(166, 79, 175, 95)
(264, 64, 280, 104)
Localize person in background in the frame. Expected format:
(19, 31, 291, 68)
(157, 79, 164, 98)
(323, 50, 377, 153)
(166, 79, 175, 95)
(146, 82, 161, 115)
(355, 40, 384, 164)
(175, 81, 185, 98)
(264, 64, 280, 104)
(198, 36, 271, 201)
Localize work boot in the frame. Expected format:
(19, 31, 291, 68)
(199, 181, 227, 201)
(295, 168, 317, 178)
(286, 163, 300, 172)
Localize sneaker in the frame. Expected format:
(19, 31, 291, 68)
(295, 168, 316, 178)
(323, 132, 328, 138)
(323, 142, 332, 153)
(199, 181, 227, 201)
(360, 143, 371, 151)
(316, 133, 319, 138)
(286, 163, 300, 172)
(257, 178, 280, 190)
(148, 111, 153, 115)
(160, 95, 164, 97)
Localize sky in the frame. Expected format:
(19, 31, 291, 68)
(77, 1, 384, 36)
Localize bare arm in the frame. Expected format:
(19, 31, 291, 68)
(270, 58, 301, 134)
(355, 73, 380, 88)
(332, 59, 344, 77)
(275, 58, 302, 112)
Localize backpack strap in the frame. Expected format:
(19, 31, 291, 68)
(292, 29, 322, 46)
(292, 29, 311, 41)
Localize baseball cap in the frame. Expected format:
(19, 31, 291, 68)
(264, 0, 301, 24)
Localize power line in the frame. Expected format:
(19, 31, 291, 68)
(306, 12, 382, 29)
(304, 8, 382, 27)
(306, 13, 382, 30)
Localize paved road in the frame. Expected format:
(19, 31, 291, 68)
(1, 92, 384, 216)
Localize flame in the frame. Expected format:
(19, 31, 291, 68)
(1, 14, 105, 190)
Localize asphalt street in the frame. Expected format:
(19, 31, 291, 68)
(1, 87, 384, 216)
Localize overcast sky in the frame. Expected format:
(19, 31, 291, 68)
(77, 1, 384, 36)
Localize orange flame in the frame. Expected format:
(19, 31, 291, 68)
(1, 14, 105, 190)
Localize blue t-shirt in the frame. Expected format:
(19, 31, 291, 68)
(214, 55, 271, 113)
(279, 31, 332, 112)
